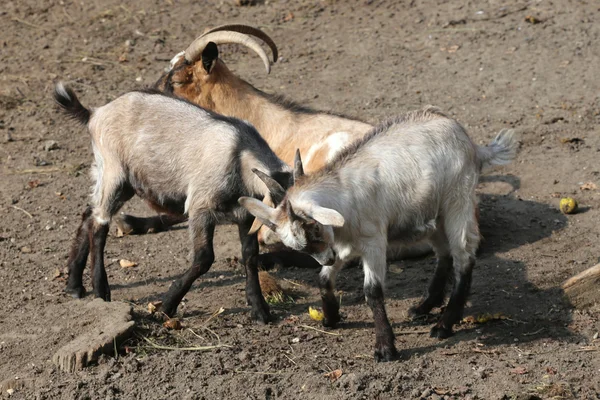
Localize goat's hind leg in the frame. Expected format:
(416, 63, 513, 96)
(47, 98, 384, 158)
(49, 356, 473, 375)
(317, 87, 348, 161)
(65, 206, 93, 298)
(409, 229, 452, 317)
(238, 219, 271, 324)
(162, 213, 216, 317)
(89, 181, 135, 301)
(430, 205, 480, 339)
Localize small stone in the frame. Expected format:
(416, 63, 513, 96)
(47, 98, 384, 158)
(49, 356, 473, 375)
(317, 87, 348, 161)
(421, 388, 433, 398)
(44, 140, 59, 151)
(291, 337, 300, 344)
(20, 246, 32, 253)
(45, 225, 53, 231)
(238, 350, 251, 362)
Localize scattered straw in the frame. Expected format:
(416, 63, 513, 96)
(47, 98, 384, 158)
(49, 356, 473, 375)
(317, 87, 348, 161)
(299, 324, 340, 336)
(395, 329, 431, 335)
(140, 335, 230, 351)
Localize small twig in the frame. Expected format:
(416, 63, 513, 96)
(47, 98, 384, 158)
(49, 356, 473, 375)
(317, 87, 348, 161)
(473, 347, 500, 355)
(8, 167, 62, 175)
(282, 353, 297, 365)
(573, 346, 599, 353)
(282, 278, 304, 287)
(141, 335, 230, 351)
(11, 17, 45, 30)
(299, 324, 340, 336)
(203, 307, 225, 326)
(395, 329, 431, 335)
(11, 205, 33, 219)
(523, 327, 545, 336)
(234, 369, 285, 376)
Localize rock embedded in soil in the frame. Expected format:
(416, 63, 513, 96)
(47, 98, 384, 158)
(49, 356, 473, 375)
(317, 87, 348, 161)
(52, 299, 135, 373)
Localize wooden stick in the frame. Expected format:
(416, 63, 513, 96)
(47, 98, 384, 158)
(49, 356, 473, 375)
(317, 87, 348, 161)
(562, 264, 600, 289)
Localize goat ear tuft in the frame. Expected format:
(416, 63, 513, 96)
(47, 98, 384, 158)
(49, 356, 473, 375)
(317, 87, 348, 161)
(201, 42, 219, 74)
(310, 206, 345, 227)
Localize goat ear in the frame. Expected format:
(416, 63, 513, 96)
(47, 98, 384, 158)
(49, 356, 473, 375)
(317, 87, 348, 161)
(293, 149, 305, 182)
(310, 206, 345, 227)
(201, 42, 219, 74)
(238, 197, 278, 232)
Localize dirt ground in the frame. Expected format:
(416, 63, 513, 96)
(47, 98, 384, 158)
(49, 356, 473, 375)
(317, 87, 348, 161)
(1, 0, 600, 398)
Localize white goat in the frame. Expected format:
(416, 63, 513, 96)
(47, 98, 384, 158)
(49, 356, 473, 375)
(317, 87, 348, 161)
(241, 107, 518, 361)
(54, 83, 292, 322)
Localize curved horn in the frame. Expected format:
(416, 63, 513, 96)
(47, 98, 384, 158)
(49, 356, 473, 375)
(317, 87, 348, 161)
(252, 169, 286, 204)
(293, 149, 304, 182)
(184, 25, 278, 74)
(286, 200, 298, 222)
(200, 24, 278, 62)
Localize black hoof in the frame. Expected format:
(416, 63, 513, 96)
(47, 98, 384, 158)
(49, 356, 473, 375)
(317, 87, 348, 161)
(161, 303, 177, 318)
(114, 214, 136, 235)
(251, 307, 272, 325)
(430, 325, 453, 339)
(408, 305, 429, 318)
(322, 314, 340, 328)
(374, 346, 399, 362)
(65, 285, 85, 299)
(94, 287, 111, 302)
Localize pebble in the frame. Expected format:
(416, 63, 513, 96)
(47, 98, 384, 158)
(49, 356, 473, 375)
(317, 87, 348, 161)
(44, 140, 59, 151)
(20, 246, 32, 253)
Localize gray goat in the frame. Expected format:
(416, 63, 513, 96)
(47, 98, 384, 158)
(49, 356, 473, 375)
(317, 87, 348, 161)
(53, 83, 292, 321)
(241, 107, 518, 361)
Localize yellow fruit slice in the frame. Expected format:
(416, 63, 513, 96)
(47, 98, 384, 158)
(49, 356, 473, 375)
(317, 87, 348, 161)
(308, 306, 324, 321)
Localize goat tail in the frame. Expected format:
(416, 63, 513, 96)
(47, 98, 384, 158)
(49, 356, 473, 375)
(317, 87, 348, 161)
(53, 82, 91, 125)
(475, 128, 519, 171)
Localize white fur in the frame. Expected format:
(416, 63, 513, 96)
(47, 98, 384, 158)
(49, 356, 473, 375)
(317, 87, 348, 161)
(325, 131, 350, 162)
(169, 51, 185, 71)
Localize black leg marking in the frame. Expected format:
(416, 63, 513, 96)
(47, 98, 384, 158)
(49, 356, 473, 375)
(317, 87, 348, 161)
(88, 180, 135, 302)
(430, 257, 475, 339)
(409, 255, 452, 316)
(239, 221, 271, 324)
(65, 206, 93, 298)
(89, 221, 111, 301)
(365, 283, 398, 362)
(320, 277, 340, 328)
(114, 214, 187, 235)
(162, 216, 216, 317)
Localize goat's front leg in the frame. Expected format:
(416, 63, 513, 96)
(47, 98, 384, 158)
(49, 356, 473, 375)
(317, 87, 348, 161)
(162, 213, 216, 317)
(114, 213, 187, 235)
(238, 220, 271, 324)
(319, 259, 345, 328)
(362, 247, 398, 362)
(65, 206, 93, 298)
